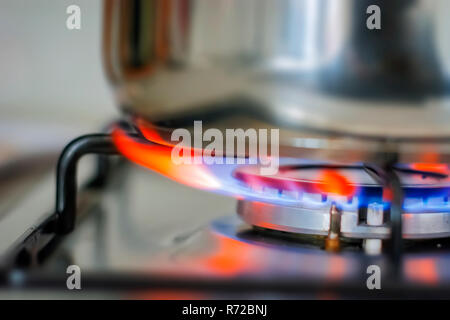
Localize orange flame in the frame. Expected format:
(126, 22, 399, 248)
(405, 258, 438, 285)
(317, 170, 356, 197)
(411, 163, 449, 176)
(135, 118, 175, 147)
(201, 236, 255, 276)
(112, 126, 220, 190)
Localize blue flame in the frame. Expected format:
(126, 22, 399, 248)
(203, 158, 450, 213)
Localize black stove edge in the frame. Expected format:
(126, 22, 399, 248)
(0, 269, 450, 299)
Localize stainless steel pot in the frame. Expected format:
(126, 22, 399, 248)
(103, 0, 450, 161)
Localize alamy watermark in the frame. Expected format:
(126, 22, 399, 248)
(170, 121, 280, 175)
(366, 265, 381, 290)
(66, 5, 81, 30)
(66, 265, 81, 290)
(366, 4, 381, 30)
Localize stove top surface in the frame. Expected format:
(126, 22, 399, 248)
(2, 160, 450, 299)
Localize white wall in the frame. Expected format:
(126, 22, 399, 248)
(0, 0, 118, 156)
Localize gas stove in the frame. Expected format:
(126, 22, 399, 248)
(2, 0, 450, 301)
(0, 118, 449, 300)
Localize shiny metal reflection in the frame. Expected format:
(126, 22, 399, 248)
(104, 0, 450, 161)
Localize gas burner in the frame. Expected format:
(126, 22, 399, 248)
(111, 122, 450, 245)
(234, 164, 450, 240)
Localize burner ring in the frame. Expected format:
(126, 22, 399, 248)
(237, 200, 450, 239)
(234, 163, 450, 240)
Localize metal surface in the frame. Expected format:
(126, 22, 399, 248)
(104, 0, 450, 163)
(363, 203, 384, 255)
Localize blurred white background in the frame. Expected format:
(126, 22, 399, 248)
(0, 0, 117, 160)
